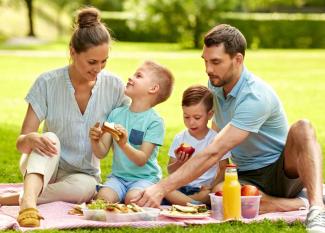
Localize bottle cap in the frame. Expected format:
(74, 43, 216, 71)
(226, 164, 237, 168)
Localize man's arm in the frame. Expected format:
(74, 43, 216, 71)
(134, 123, 250, 207)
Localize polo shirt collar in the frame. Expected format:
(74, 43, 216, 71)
(228, 66, 249, 98)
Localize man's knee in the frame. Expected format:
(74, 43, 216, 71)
(290, 119, 316, 142)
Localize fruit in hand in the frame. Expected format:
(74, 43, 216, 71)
(215, 191, 223, 196)
(176, 143, 195, 156)
(241, 185, 260, 196)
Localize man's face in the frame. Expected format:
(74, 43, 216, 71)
(201, 44, 236, 88)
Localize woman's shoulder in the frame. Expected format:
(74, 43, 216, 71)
(38, 66, 68, 81)
(99, 70, 124, 86)
(32, 66, 68, 88)
(110, 105, 128, 115)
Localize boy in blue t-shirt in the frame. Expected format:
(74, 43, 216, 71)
(89, 61, 174, 204)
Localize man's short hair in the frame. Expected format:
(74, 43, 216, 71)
(182, 85, 213, 112)
(143, 61, 174, 105)
(204, 24, 247, 57)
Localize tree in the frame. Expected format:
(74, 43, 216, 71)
(24, 0, 35, 37)
(124, 0, 238, 48)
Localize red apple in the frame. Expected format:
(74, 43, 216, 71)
(176, 143, 195, 156)
(215, 191, 223, 196)
(241, 185, 260, 196)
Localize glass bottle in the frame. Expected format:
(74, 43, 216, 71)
(222, 164, 241, 220)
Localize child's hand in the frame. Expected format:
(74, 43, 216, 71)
(89, 122, 102, 142)
(174, 148, 192, 163)
(114, 124, 128, 146)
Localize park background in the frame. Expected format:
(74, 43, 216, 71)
(0, 0, 325, 232)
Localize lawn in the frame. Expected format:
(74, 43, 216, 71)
(1, 42, 324, 232)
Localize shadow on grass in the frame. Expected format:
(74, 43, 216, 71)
(0, 124, 22, 183)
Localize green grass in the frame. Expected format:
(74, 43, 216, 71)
(1, 42, 324, 232)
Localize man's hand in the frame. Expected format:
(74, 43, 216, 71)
(131, 183, 165, 208)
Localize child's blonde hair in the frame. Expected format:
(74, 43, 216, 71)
(143, 61, 174, 105)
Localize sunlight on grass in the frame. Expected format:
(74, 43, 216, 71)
(0, 42, 324, 231)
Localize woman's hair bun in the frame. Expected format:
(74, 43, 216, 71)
(77, 7, 101, 28)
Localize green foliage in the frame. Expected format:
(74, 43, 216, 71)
(224, 18, 325, 48)
(123, 0, 239, 48)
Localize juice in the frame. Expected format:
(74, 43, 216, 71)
(222, 164, 241, 220)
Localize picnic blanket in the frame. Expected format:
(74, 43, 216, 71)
(0, 183, 320, 231)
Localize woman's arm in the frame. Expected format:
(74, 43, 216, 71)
(16, 104, 57, 156)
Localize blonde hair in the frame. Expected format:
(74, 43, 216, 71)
(70, 7, 111, 53)
(143, 61, 174, 105)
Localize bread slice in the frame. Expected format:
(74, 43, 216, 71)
(102, 122, 122, 141)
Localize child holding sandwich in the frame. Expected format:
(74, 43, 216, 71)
(164, 85, 230, 205)
(89, 61, 174, 204)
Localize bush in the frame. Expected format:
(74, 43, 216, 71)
(102, 14, 325, 48)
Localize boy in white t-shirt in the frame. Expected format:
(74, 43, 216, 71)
(164, 85, 230, 205)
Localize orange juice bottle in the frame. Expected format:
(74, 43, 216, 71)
(222, 164, 241, 220)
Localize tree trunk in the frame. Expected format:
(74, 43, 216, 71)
(193, 15, 201, 49)
(24, 0, 35, 37)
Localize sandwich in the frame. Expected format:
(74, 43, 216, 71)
(102, 122, 122, 141)
(170, 203, 208, 214)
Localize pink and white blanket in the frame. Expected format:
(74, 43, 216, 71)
(0, 184, 312, 231)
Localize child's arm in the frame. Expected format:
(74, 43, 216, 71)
(168, 149, 192, 174)
(115, 125, 155, 166)
(89, 122, 113, 159)
(165, 190, 195, 206)
(167, 157, 183, 174)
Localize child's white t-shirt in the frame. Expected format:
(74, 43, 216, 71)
(168, 129, 231, 188)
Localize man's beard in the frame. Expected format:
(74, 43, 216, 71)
(209, 63, 234, 88)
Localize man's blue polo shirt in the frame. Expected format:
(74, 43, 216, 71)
(208, 67, 288, 171)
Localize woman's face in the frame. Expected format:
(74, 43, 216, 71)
(70, 43, 109, 82)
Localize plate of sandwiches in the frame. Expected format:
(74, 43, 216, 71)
(160, 203, 210, 219)
(80, 200, 160, 222)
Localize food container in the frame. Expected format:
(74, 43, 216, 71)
(209, 194, 223, 220)
(209, 193, 262, 219)
(83, 207, 160, 222)
(241, 195, 261, 219)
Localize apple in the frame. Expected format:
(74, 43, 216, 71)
(241, 185, 260, 196)
(176, 143, 195, 156)
(215, 191, 223, 196)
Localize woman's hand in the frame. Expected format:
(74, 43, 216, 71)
(26, 132, 57, 157)
(89, 122, 102, 142)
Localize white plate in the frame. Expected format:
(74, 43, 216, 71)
(160, 210, 210, 219)
(83, 207, 160, 222)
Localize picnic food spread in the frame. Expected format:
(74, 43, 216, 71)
(102, 122, 122, 141)
(86, 199, 144, 213)
(160, 203, 210, 218)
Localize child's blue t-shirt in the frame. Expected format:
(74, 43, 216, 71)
(107, 105, 164, 183)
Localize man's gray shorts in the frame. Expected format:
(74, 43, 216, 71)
(238, 153, 304, 198)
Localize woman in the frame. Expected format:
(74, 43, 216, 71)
(0, 7, 128, 227)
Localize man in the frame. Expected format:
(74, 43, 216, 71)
(133, 24, 325, 233)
